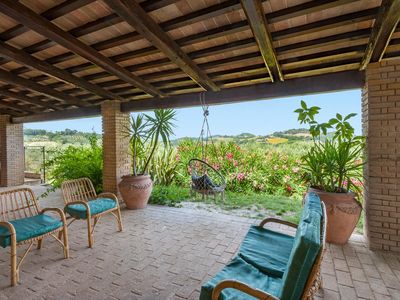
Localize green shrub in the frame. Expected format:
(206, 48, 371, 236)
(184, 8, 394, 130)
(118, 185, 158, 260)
(173, 139, 308, 197)
(149, 185, 190, 206)
(45, 135, 103, 193)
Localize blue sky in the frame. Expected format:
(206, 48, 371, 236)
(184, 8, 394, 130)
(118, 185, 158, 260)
(25, 89, 362, 138)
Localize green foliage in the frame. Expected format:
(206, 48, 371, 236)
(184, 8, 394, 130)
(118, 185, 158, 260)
(149, 185, 190, 206)
(126, 109, 176, 175)
(295, 101, 365, 199)
(145, 147, 179, 185)
(45, 135, 103, 193)
(173, 139, 308, 197)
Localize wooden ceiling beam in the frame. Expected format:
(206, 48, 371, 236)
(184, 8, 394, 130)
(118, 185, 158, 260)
(103, 0, 219, 92)
(0, 69, 84, 108)
(360, 0, 400, 70)
(0, 41, 124, 102)
(0, 0, 95, 41)
(68, 30, 371, 96)
(267, 0, 360, 23)
(2, 0, 373, 85)
(0, 88, 60, 111)
(0, 98, 38, 114)
(241, 0, 283, 82)
(11, 71, 364, 123)
(0, 0, 163, 98)
(121, 70, 364, 111)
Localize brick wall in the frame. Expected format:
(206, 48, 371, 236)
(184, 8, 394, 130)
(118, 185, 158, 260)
(362, 58, 400, 252)
(0, 115, 24, 186)
(101, 101, 131, 195)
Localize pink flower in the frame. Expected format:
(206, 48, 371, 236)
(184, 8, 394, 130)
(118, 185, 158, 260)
(286, 185, 293, 193)
(284, 175, 291, 182)
(175, 154, 180, 161)
(292, 167, 299, 173)
(226, 152, 233, 160)
(237, 172, 245, 181)
(233, 160, 238, 167)
(213, 164, 220, 170)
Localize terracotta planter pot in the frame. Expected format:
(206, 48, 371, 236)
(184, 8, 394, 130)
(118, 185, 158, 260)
(118, 175, 153, 209)
(309, 188, 362, 245)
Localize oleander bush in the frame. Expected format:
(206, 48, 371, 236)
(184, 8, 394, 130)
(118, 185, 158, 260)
(172, 139, 308, 198)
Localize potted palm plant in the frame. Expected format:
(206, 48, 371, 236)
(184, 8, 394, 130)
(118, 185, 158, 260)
(119, 109, 176, 209)
(295, 101, 364, 244)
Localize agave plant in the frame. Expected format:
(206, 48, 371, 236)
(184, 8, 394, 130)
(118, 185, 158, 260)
(125, 109, 176, 176)
(295, 101, 365, 199)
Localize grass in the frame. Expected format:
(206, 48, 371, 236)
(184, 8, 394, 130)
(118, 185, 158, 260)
(149, 185, 303, 223)
(150, 184, 364, 234)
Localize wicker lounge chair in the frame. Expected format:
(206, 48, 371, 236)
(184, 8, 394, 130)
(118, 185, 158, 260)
(0, 187, 69, 286)
(61, 178, 123, 248)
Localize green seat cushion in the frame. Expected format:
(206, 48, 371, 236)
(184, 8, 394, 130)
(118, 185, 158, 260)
(65, 198, 116, 219)
(0, 214, 63, 248)
(279, 193, 322, 300)
(200, 256, 282, 300)
(239, 225, 294, 277)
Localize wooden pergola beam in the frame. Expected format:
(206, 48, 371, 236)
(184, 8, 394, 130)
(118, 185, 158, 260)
(0, 98, 37, 114)
(241, 0, 283, 82)
(0, 69, 84, 108)
(0, 88, 61, 111)
(0, 41, 124, 102)
(0, 0, 163, 98)
(104, 0, 219, 92)
(360, 0, 400, 70)
(11, 71, 364, 123)
(12, 106, 101, 124)
(0, 0, 95, 41)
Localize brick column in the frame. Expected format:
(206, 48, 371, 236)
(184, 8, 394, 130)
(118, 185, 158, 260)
(0, 115, 24, 186)
(101, 101, 131, 195)
(362, 58, 400, 252)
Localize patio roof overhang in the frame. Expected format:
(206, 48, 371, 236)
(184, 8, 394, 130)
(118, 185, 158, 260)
(0, 0, 398, 122)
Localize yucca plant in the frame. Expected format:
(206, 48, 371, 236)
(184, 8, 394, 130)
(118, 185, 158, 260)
(295, 101, 365, 201)
(125, 109, 176, 176)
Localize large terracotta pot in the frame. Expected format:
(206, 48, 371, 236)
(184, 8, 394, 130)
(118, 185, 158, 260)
(309, 187, 362, 245)
(118, 175, 153, 209)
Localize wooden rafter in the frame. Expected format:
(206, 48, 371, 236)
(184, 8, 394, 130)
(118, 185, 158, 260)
(241, 0, 283, 82)
(0, 70, 84, 108)
(360, 0, 400, 70)
(0, 0, 95, 41)
(2, 0, 365, 86)
(11, 71, 364, 123)
(0, 0, 163, 98)
(104, 0, 219, 92)
(0, 88, 61, 111)
(0, 41, 124, 102)
(0, 98, 37, 114)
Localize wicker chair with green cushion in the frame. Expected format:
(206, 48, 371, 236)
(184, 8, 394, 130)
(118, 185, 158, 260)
(61, 178, 123, 248)
(0, 188, 69, 286)
(200, 192, 327, 300)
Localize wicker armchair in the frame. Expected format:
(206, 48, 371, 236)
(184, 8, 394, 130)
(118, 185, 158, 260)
(61, 178, 123, 248)
(0, 188, 69, 286)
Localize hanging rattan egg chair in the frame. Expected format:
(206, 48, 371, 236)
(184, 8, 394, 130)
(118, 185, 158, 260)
(187, 93, 226, 201)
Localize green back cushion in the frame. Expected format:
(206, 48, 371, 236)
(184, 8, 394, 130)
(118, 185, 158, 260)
(279, 193, 322, 300)
(200, 256, 282, 300)
(65, 198, 116, 219)
(0, 214, 63, 248)
(239, 225, 294, 277)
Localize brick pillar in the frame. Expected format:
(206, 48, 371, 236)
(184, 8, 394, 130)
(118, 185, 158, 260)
(101, 101, 131, 195)
(0, 115, 24, 186)
(362, 58, 400, 252)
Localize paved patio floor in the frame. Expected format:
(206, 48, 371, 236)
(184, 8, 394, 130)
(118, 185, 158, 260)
(0, 185, 400, 299)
